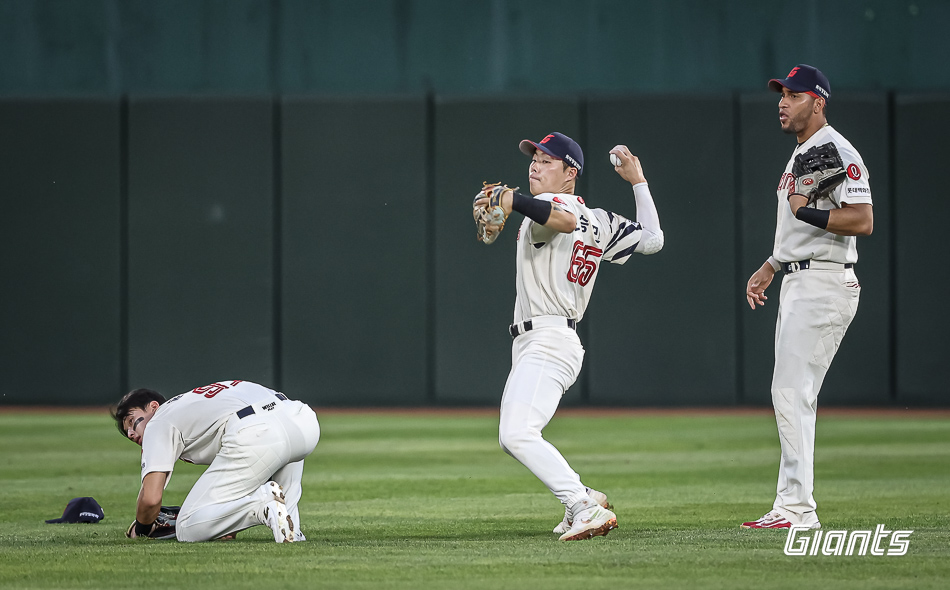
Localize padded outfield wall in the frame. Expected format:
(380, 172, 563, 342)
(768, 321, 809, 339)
(1, 93, 944, 407)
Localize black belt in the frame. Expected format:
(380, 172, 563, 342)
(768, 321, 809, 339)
(781, 260, 854, 274)
(237, 393, 289, 419)
(509, 317, 576, 338)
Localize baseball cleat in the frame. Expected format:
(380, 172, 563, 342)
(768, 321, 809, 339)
(553, 513, 571, 535)
(740, 510, 821, 530)
(263, 480, 286, 504)
(553, 487, 612, 534)
(262, 500, 295, 543)
(557, 505, 618, 541)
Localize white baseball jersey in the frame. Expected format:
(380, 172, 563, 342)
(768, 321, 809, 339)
(140, 380, 285, 482)
(512, 192, 644, 324)
(774, 124, 873, 263)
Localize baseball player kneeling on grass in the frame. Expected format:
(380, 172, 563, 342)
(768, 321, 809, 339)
(473, 132, 664, 541)
(111, 380, 320, 543)
(743, 65, 873, 530)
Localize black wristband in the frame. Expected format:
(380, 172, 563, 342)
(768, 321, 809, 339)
(510, 191, 552, 225)
(134, 520, 154, 537)
(795, 206, 830, 230)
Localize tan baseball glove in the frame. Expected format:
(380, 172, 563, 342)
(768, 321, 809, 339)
(473, 182, 516, 244)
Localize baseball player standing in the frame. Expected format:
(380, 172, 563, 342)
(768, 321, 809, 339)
(743, 65, 873, 529)
(112, 380, 320, 542)
(473, 132, 664, 540)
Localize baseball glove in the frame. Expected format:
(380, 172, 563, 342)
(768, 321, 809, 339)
(790, 142, 846, 207)
(473, 182, 516, 244)
(126, 506, 179, 540)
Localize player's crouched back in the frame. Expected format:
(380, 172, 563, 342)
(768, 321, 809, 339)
(112, 380, 320, 543)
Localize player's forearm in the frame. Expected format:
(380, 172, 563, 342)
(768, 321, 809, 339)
(632, 182, 664, 254)
(789, 199, 872, 236)
(506, 190, 575, 233)
(135, 499, 161, 525)
(632, 182, 661, 233)
(826, 204, 873, 236)
(136, 472, 166, 524)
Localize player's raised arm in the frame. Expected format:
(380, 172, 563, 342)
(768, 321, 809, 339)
(475, 189, 577, 234)
(610, 145, 663, 254)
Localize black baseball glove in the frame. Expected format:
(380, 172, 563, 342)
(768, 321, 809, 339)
(126, 506, 179, 540)
(789, 142, 846, 207)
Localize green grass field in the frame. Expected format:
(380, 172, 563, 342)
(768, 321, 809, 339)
(1, 409, 948, 589)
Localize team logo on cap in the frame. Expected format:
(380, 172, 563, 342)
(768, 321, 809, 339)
(847, 164, 862, 180)
(787, 67, 800, 78)
(540, 134, 555, 144)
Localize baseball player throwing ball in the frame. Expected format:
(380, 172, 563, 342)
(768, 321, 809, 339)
(112, 380, 320, 542)
(743, 65, 873, 530)
(473, 132, 664, 540)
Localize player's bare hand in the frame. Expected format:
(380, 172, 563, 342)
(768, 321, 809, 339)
(610, 145, 647, 185)
(746, 264, 775, 310)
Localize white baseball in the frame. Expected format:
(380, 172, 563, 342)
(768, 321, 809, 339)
(610, 153, 622, 168)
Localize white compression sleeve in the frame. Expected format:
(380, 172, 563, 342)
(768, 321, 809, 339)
(632, 182, 660, 231)
(632, 182, 664, 254)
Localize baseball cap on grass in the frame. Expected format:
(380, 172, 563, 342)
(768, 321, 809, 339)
(769, 64, 831, 101)
(519, 132, 584, 175)
(46, 497, 104, 523)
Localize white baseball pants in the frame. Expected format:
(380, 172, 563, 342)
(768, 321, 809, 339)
(176, 401, 320, 542)
(770, 267, 860, 524)
(499, 326, 588, 506)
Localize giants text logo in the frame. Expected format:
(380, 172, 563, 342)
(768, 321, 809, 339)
(784, 525, 912, 556)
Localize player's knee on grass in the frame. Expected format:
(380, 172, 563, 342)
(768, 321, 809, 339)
(174, 516, 201, 542)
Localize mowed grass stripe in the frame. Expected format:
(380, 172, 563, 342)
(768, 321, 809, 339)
(0, 411, 947, 589)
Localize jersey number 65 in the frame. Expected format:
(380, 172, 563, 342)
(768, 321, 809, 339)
(568, 241, 603, 286)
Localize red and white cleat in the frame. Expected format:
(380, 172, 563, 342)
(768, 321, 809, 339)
(741, 510, 820, 530)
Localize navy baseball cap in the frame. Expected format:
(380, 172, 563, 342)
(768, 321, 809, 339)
(769, 64, 830, 101)
(519, 132, 584, 176)
(46, 497, 104, 523)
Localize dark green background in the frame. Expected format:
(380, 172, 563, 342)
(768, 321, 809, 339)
(1, 0, 946, 406)
(1, 0, 947, 95)
(2, 93, 943, 406)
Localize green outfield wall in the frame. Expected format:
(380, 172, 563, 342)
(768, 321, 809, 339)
(1, 93, 945, 407)
(1, 0, 946, 406)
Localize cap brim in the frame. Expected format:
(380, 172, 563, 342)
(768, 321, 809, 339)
(768, 79, 787, 93)
(519, 139, 539, 157)
(519, 139, 561, 160)
(769, 78, 818, 95)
